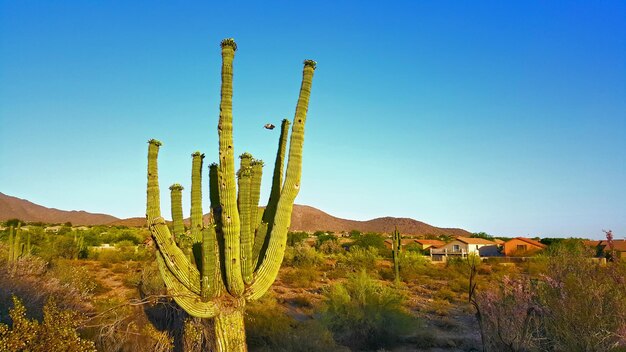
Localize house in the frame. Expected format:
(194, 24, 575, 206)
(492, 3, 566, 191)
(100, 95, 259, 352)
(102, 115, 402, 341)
(586, 239, 626, 259)
(414, 239, 445, 251)
(431, 237, 499, 257)
(503, 237, 547, 256)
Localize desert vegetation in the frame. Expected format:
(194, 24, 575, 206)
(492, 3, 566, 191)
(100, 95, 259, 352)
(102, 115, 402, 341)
(1, 220, 625, 351)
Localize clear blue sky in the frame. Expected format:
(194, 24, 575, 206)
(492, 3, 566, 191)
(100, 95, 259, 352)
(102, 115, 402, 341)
(1, 1, 624, 239)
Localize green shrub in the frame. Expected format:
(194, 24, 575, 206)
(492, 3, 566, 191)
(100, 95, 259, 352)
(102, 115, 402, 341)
(0, 296, 96, 351)
(398, 251, 429, 282)
(315, 233, 338, 247)
(245, 295, 343, 352)
(320, 270, 417, 350)
(349, 232, 387, 252)
(339, 246, 381, 275)
(287, 231, 309, 246)
(283, 244, 323, 268)
(281, 267, 319, 288)
(318, 239, 343, 255)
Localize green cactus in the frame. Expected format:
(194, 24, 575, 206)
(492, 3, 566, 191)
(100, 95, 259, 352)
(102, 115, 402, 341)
(8, 226, 14, 262)
(392, 227, 402, 284)
(169, 183, 185, 240)
(8, 224, 27, 262)
(146, 38, 316, 351)
(73, 233, 85, 260)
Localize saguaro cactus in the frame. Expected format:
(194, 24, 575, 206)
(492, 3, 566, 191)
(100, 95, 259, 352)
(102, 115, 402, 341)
(7, 224, 28, 263)
(392, 227, 402, 283)
(146, 38, 316, 351)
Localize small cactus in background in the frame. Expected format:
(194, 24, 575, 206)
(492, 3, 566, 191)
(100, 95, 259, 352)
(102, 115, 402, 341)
(392, 227, 402, 283)
(73, 233, 85, 259)
(7, 224, 28, 262)
(146, 38, 316, 351)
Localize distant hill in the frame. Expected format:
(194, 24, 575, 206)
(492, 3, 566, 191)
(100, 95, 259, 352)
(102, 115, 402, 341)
(0, 192, 119, 226)
(288, 205, 471, 237)
(1, 193, 471, 236)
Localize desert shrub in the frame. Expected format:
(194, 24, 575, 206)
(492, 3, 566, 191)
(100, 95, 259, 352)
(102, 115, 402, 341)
(315, 233, 337, 247)
(318, 239, 343, 255)
(339, 246, 380, 275)
(0, 296, 96, 351)
(139, 260, 166, 296)
(245, 296, 342, 352)
(320, 270, 417, 350)
(476, 247, 626, 352)
(283, 244, 323, 268)
(349, 232, 387, 252)
(398, 251, 429, 281)
(93, 244, 152, 264)
(287, 231, 308, 246)
(538, 254, 626, 351)
(281, 266, 319, 288)
(49, 260, 97, 299)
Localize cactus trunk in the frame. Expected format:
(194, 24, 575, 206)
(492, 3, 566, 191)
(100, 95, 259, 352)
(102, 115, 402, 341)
(211, 310, 247, 352)
(392, 227, 401, 284)
(8, 226, 14, 262)
(146, 38, 315, 351)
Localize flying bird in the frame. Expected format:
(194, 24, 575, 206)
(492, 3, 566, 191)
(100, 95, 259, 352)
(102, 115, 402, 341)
(264, 123, 275, 130)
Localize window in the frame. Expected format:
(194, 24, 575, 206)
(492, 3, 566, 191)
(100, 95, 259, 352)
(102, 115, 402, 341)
(517, 244, 527, 251)
(453, 244, 460, 252)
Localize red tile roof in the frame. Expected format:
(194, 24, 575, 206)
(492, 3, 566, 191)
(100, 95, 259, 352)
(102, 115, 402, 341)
(456, 237, 497, 245)
(513, 237, 547, 249)
(415, 239, 445, 247)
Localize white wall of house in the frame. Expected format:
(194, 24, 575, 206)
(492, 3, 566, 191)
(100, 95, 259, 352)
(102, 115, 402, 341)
(432, 240, 499, 256)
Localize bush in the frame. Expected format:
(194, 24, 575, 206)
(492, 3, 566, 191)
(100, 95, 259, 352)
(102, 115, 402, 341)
(0, 296, 96, 351)
(318, 239, 343, 255)
(245, 295, 343, 351)
(349, 232, 387, 252)
(320, 270, 418, 350)
(398, 251, 429, 282)
(287, 232, 308, 246)
(283, 244, 323, 268)
(281, 266, 319, 288)
(339, 246, 380, 275)
(315, 233, 337, 247)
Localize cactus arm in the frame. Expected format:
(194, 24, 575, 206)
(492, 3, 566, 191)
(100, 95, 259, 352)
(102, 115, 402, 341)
(237, 154, 254, 284)
(8, 226, 14, 262)
(262, 119, 290, 225)
(169, 184, 185, 241)
(218, 38, 245, 296)
(146, 139, 163, 221)
(149, 217, 202, 294)
(249, 160, 263, 233)
(246, 60, 316, 300)
(190, 152, 205, 243)
(202, 226, 224, 299)
(146, 140, 202, 293)
(209, 163, 222, 220)
(253, 119, 290, 266)
(156, 252, 219, 318)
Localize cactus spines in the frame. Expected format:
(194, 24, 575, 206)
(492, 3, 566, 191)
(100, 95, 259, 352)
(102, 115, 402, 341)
(146, 38, 315, 351)
(392, 227, 402, 284)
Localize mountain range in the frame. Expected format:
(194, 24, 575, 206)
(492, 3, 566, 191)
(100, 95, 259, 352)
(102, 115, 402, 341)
(0, 192, 471, 236)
